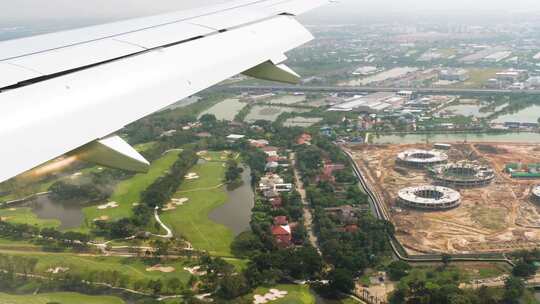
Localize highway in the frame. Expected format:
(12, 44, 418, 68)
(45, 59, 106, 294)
(227, 85, 540, 96)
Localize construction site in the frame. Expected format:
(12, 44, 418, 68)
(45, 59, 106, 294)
(347, 142, 540, 254)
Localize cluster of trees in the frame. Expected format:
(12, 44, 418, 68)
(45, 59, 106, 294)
(316, 209, 392, 273)
(224, 158, 244, 187)
(388, 266, 531, 304)
(50, 168, 129, 202)
(0, 221, 90, 252)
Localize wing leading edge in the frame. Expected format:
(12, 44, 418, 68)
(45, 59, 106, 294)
(0, 0, 328, 182)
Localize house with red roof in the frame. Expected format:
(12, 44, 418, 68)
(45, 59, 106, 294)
(273, 216, 289, 226)
(269, 197, 283, 209)
(271, 216, 292, 248)
(271, 224, 292, 248)
(296, 133, 312, 145)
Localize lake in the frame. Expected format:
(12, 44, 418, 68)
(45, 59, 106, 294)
(371, 132, 540, 144)
(492, 105, 540, 124)
(209, 165, 255, 236)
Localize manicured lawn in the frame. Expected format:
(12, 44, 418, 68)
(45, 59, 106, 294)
(160, 159, 235, 257)
(0, 207, 60, 229)
(245, 284, 316, 304)
(82, 151, 180, 224)
(1, 251, 192, 287)
(0, 292, 125, 304)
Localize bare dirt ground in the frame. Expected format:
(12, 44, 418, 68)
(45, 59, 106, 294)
(349, 142, 540, 254)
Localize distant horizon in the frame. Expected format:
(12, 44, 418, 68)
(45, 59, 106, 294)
(1, 0, 540, 25)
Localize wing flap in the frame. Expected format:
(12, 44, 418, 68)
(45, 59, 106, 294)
(0, 63, 42, 88)
(114, 22, 212, 49)
(7, 39, 145, 75)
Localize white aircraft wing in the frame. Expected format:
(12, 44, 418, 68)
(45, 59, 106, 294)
(0, 0, 328, 182)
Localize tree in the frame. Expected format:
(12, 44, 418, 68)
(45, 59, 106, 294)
(328, 268, 355, 295)
(512, 260, 537, 278)
(387, 260, 412, 281)
(217, 274, 249, 299)
(503, 276, 525, 304)
(441, 253, 452, 268)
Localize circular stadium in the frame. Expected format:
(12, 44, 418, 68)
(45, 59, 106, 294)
(398, 185, 461, 210)
(531, 185, 540, 204)
(396, 149, 448, 168)
(429, 162, 495, 187)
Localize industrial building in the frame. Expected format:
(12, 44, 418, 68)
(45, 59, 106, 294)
(429, 162, 495, 187)
(397, 185, 461, 210)
(506, 163, 540, 179)
(328, 92, 397, 113)
(396, 149, 448, 168)
(496, 69, 528, 83)
(484, 51, 512, 63)
(439, 68, 469, 82)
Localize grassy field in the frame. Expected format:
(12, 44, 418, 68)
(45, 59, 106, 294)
(160, 158, 235, 257)
(456, 68, 502, 88)
(0, 292, 125, 304)
(81, 151, 180, 225)
(0, 207, 60, 229)
(0, 251, 192, 287)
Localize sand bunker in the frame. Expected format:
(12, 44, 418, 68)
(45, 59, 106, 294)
(183, 266, 207, 276)
(71, 172, 82, 178)
(0, 217, 10, 221)
(8, 208, 16, 211)
(132, 202, 140, 207)
(97, 202, 119, 210)
(253, 289, 288, 303)
(185, 173, 200, 180)
(163, 198, 189, 211)
(146, 265, 175, 273)
(47, 267, 69, 274)
(93, 215, 110, 222)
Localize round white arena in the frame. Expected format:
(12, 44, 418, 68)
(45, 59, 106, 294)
(396, 149, 448, 168)
(398, 185, 461, 210)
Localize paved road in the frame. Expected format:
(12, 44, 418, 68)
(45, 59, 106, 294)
(290, 152, 321, 254)
(227, 85, 540, 96)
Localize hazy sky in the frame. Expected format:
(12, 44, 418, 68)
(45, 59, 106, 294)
(1, 0, 539, 24)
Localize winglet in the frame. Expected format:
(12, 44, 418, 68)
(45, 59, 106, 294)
(242, 60, 301, 84)
(71, 135, 150, 173)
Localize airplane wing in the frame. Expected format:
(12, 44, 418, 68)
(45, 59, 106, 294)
(0, 0, 329, 182)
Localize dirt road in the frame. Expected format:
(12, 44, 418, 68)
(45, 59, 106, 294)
(290, 152, 321, 254)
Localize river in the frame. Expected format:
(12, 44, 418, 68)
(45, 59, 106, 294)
(209, 165, 255, 236)
(371, 132, 540, 144)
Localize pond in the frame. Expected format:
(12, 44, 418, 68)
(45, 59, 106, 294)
(27, 195, 89, 230)
(209, 165, 255, 236)
(245, 106, 309, 122)
(199, 98, 246, 121)
(371, 132, 540, 144)
(442, 104, 491, 118)
(492, 105, 540, 124)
